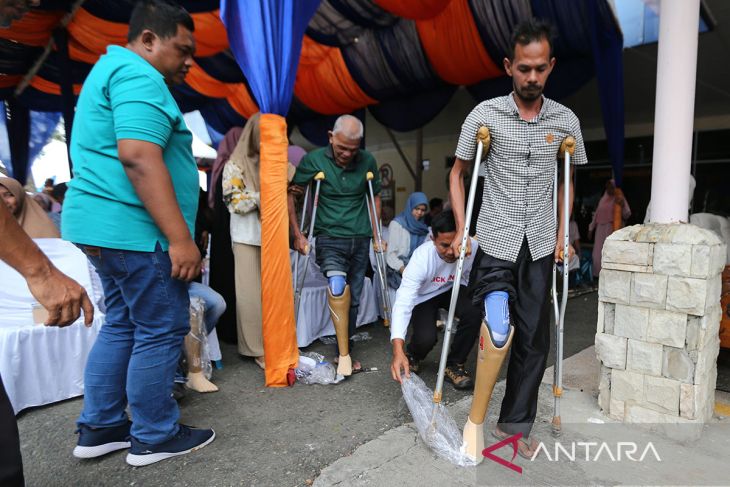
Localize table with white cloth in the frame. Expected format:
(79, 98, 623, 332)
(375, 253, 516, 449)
(291, 248, 379, 347)
(0, 239, 103, 413)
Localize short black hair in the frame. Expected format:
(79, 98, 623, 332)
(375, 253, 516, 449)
(431, 210, 456, 238)
(51, 182, 67, 201)
(429, 197, 443, 209)
(128, 0, 194, 43)
(510, 18, 555, 60)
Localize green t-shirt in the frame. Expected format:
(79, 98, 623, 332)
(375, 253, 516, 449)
(62, 45, 198, 252)
(292, 146, 381, 238)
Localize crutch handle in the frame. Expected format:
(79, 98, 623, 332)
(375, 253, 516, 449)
(558, 136, 576, 158)
(366, 171, 374, 181)
(477, 126, 491, 155)
(304, 244, 310, 255)
(314, 171, 325, 181)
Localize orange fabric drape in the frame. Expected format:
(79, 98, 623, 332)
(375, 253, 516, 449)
(29, 76, 82, 96)
(416, 0, 503, 86)
(259, 113, 299, 387)
(67, 8, 127, 57)
(0, 75, 22, 89)
(185, 62, 258, 118)
(373, 0, 452, 20)
(68, 37, 103, 64)
(191, 11, 228, 57)
(294, 36, 376, 115)
(0, 11, 62, 46)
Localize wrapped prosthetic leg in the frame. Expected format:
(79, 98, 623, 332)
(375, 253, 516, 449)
(185, 297, 218, 393)
(327, 284, 352, 376)
(462, 322, 514, 463)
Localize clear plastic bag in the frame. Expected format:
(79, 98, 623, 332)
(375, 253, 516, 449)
(295, 352, 343, 385)
(187, 297, 212, 380)
(400, 373, 476, 467)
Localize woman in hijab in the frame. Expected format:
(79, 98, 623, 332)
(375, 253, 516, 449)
(589, 179, 631, 278)
(0, 177, 59, 238)
(386, 192, 429, 289)
(222, 113, 266, 368)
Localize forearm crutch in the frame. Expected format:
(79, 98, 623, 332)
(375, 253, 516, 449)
(551, 136, 575, 437)
(364, 172, 392, 327)
(432, 127, 490, 410)
(294, 172, 325, 323)
(292, 184, 310, 316)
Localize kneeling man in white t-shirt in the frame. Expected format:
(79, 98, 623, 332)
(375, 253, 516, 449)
(389, 211, 481, 390)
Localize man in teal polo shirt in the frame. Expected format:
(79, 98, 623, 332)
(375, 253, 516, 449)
(62, 0, 213, 467)
(288, 115, 381, 376)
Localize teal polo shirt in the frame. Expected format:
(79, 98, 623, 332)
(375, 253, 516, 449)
(62, 45, 198, 251)
(292, 145, 381, 238)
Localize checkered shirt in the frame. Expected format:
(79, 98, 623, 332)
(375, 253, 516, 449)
(455, 94, 587, 263)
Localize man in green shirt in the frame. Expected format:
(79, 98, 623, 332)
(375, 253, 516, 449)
(62, 0, 213, 467)
(288, 115, 381, 376)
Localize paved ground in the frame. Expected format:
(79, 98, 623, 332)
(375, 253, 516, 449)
(15, 291, 728, 486)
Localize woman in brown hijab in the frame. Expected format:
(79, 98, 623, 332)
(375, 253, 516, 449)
(0, 177, 60, 238)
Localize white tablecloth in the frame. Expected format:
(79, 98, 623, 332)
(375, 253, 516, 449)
(291, 249, 379, 347)
(0, 239, 103, 413)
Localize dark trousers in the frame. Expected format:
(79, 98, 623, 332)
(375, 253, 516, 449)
(469, 239, 553, 439)
(406, 286, 481, 366)
(0, 376, 24, 486)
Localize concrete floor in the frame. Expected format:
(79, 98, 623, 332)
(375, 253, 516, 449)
(15, 292, 730, 486)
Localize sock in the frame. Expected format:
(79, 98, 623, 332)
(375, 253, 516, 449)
(484, 291, 510, 347)
(328, 275, 347, 296)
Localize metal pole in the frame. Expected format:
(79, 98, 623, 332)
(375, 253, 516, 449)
(433, 127, 490, 405)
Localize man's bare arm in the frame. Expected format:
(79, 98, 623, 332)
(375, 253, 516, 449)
(118, 139, 200, 281)
(0, 204, 93, 327)
(448, 158, 472, 256)
(287, 187, 308, 254)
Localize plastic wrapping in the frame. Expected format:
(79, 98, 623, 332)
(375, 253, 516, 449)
(319, 330, 372, 345)
(187, 297, 213, 380)
(295, 352, 344, 385)
(400, 373, 477, 467)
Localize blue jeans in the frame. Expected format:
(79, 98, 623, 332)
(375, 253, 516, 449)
(315, 236, 370, 352)
(77, 243, 189, 445)
(174, 282, 226, 383)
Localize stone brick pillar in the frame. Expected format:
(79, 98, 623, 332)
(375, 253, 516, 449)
(595, 223, 725, 424)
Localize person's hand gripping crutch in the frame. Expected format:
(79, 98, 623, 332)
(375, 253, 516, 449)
(554, 136, 576, 265)
(293, 172, 325, 324)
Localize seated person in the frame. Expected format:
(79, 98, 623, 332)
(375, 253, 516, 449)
(389, 211, 481, 390)
(0, 177, 60, 238)
(386, 192, 429, 290)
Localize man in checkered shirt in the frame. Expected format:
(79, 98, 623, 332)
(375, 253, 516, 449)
(450, 18, 587, 462)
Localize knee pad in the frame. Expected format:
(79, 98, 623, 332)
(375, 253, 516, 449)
(328, 275, 347, 296)
(484, 291, 510, 347)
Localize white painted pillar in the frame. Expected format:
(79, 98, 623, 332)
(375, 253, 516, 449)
(649, 0, 700, 223)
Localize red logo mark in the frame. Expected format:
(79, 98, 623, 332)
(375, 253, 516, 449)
(479, 336, 484, 351)
(482, 433, 523, 474)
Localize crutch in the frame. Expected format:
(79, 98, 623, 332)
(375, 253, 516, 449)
(293, 172, 325, 323)
(432, 126, 490, 413)
(364, 172, 392, 327)
(551, 136, 575, 437)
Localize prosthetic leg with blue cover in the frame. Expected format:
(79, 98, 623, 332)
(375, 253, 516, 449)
(327, 275, 353, 376)
(462, 291, 515, 463)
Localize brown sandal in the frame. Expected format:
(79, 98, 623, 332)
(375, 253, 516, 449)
(492, 427, 539, 459)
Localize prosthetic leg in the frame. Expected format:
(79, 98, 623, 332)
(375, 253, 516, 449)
(462, 323, 514, 462)
(185, 298, 218, 393)
(327, 283, 353, 376)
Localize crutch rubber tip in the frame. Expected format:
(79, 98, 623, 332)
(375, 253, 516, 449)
(559, 136, 576, 157)
(551, 417, 562, 438)
(314, 171, 325, 180)
(365, 171, 374, 181)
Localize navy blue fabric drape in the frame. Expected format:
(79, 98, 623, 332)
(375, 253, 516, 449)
(221, 0, 320, 116)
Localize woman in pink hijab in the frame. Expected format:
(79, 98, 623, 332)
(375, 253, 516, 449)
(589, 179, 631, 278)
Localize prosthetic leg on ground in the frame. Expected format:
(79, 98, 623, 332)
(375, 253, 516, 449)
(327, 277, 353, 376)
(185, 299, 218, 393)
(462, 319, 514, 463)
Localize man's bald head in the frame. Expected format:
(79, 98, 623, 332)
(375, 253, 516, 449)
(328, 115, 363, 167)
(332, 115, 364, 141)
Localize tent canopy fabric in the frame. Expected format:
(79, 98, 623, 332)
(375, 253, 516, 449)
(0, 1, 622, 165)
